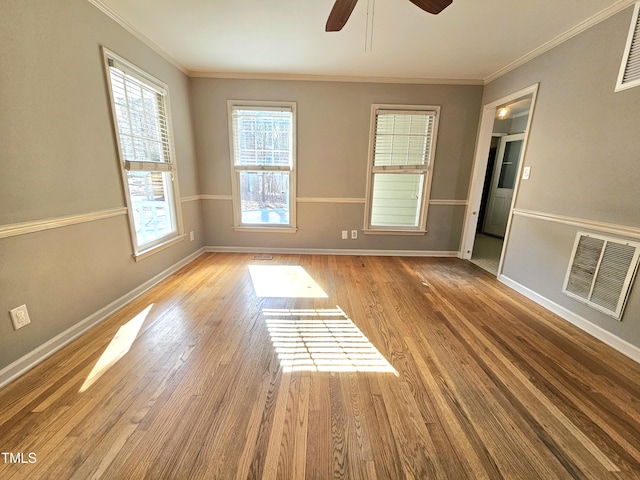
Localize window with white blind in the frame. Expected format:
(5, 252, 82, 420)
(103, 48, 183, 258)
(228, 101, 297, 231)
(364, 105, 440, 233)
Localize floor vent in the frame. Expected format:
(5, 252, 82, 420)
(616, 1, 640, 92)
(252, 255, 274, 260)
(562, 232, 640, 320)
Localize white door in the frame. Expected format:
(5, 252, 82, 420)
(483, 133, 524, 237)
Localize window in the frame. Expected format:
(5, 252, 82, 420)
(103, 48, 183, 258)
(228, 101, 297, 231)
(364, 105, 440, 233)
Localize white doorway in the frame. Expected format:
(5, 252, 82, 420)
(460, 84, 539, 276)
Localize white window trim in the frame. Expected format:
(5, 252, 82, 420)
(227, 100, 297, 232)
(102, 47, 184, 260)
(615, 1, 640, 92)
(363, 104, 440, 234)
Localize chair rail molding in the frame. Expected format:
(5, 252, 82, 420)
(512, 208, 640, 240)
(0, 208, 128, 239)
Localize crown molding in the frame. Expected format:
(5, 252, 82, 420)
(485, 0, 637, 84)
(188, 70, 484, 86)
(88, 0, 188, 75)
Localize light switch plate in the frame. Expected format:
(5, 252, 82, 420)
(522, 166, 531, 180)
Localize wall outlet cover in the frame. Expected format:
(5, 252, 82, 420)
(10, 305, 31, 330)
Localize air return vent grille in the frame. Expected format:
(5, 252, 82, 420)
(616, 2, 640, 92)
(563, 232, 640, 319)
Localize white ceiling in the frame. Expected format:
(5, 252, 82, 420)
(95, 0, 630, 82)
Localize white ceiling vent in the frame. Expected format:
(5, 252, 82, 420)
(563, 232, 640, 320)
(616, 2, 640, 92)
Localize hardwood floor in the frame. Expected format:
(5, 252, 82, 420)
(1, 253, 640, 479)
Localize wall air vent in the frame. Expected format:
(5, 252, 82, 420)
(616, 1, 640, 92)
(562, 232, 640, 320)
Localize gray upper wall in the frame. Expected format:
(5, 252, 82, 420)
(192, 78, 482, 201)
(0, 0, 200, 225)
(483, 7, 640, 228)
(0, 0, 202, 372)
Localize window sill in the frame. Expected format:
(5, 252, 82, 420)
(363, 229, 426, 236)
(133, 234, 186, 262)
(233, 226, 298, 234)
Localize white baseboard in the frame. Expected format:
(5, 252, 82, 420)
(0, 248, 206, 389)
(205, 246, 459, 257)
(499, 275, 640, 364)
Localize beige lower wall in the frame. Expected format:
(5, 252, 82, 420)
(502, 214, 640, 347)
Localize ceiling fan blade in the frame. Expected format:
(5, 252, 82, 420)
(326, 0, 359, 32)
(408, 0, 452, 15)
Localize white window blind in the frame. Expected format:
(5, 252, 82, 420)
(231, 107, 293, 168)
(108, 59, 173, 169)
(373, 111, 435, 169)
(616, 2, 640, 92)
(365, 106, 440, 232)
(563, 232, 640, 319)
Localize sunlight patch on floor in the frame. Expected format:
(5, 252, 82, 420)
(263, 307, 397, 374)
(79, 304, 153, 392)
(249, 265, 328, 298)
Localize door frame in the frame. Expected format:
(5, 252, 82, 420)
(459, 83, 539, 276)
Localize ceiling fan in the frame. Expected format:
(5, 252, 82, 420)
(326, 0, 452, 32)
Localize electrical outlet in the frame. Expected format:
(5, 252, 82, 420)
(341, 230, 348, 240)
(351, 230, 358, 240)
(10, 305, 31, 330)
(190, 230, 194, 241)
